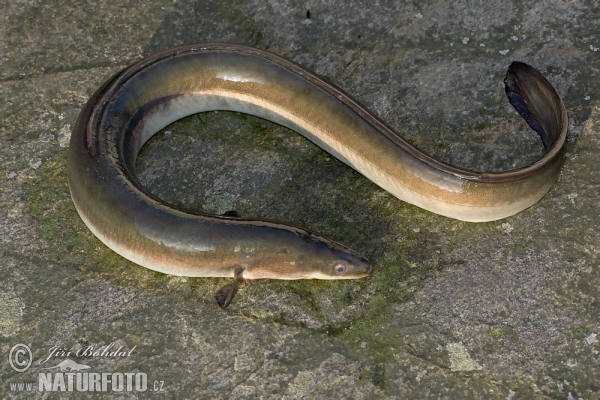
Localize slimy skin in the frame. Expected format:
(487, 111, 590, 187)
(68, 44, 567, 304)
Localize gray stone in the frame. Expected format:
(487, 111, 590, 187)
(1, 0, 598, 398)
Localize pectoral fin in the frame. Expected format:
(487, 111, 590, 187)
(215, 265, 245, 308)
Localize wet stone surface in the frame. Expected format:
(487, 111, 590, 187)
(1, 0, 598, 398)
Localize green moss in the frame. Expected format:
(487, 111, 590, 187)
(21, 151, 215, 293)
(473, 122, 490, 131)
(147, 111, 295, 155)
(23, 153, 121, 266)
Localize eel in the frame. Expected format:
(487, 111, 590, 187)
(67, 44, 567, 307)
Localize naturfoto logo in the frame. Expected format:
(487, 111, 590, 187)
(8, 343, 164, 394)
(38, 363, 148, 393)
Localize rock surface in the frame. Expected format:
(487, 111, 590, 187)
(1, 0, 598, 398)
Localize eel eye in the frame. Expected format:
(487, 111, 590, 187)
(334, 264, 347, 274)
